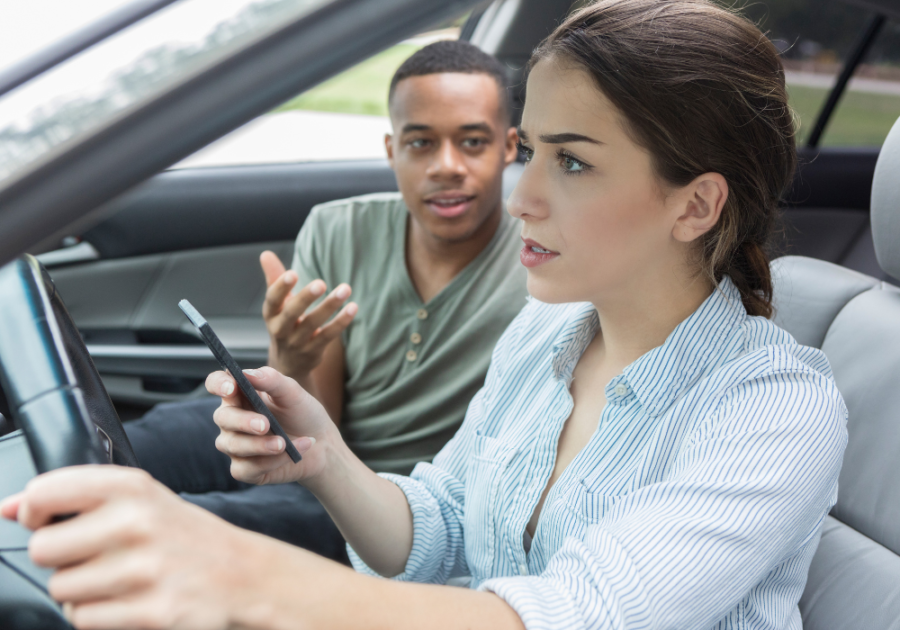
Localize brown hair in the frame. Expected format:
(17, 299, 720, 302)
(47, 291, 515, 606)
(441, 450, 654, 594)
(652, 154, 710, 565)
(531, 0, 796, 318)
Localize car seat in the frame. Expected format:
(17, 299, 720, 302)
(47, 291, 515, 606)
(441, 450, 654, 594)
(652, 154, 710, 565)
(771, 115, 900, 629)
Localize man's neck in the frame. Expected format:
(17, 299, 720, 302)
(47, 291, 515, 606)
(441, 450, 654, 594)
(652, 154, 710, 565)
(405, 205, 504, 304)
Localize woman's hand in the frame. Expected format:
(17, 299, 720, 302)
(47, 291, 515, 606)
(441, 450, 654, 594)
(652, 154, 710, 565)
(0, 466, 265, 630)
(260, 251, 357, 384)
(206, 366, 338, 486)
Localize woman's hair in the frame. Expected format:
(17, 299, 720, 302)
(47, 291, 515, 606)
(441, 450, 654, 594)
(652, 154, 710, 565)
(531, 0, 796, 318)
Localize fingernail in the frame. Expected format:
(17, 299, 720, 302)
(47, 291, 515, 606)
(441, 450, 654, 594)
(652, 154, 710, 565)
(335, 285, 350, 300)
(283, 271, 297, 285)
(62, 602, 74, 623)
(251, 418, 266, 433)
(221, 381, 234, 396)
(346, 303, 358, 317)
(297, 436, 316, 453)
(267, 436, 284, 452)
(310, 281, 325, 297)
(244, 369, 261, 378)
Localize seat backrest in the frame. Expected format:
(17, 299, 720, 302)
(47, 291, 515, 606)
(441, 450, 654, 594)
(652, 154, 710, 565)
(772, 116, 900, 630)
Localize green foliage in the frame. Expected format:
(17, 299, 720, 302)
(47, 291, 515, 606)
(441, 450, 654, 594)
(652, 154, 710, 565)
(274, 44, 420, 117)
(788, 83, 900, 146)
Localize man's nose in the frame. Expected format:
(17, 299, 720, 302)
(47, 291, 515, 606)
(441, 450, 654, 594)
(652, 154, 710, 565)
(427, 141, 466, 180)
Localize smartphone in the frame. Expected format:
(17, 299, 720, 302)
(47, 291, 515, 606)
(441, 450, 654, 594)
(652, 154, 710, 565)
(178, 299, 302, 463)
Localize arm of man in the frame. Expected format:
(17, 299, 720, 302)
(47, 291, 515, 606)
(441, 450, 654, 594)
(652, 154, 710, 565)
(311, 337, 345, 425)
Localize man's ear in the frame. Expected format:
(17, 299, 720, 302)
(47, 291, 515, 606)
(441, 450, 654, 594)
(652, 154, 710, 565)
(384, 133, 395, 167)
(504, 127, 519, 166)
(672, 173, 728, 243)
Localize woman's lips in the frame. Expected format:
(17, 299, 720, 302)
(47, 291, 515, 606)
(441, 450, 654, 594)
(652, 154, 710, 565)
(425, 194, 475, 218)
(520, 238, 560, 268)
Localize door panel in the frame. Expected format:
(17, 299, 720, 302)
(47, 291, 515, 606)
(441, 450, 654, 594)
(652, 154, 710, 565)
(45, 159, 400, 413)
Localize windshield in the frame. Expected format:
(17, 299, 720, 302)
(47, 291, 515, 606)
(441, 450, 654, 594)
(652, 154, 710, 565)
(0, 0, 333, 185)
(0, 0, 136, 75)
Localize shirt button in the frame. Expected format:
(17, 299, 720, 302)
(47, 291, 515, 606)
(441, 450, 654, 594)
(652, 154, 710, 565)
(518, 563, 528, 576)
(416, 308, 428, 320)
(614, 383, 629, 397)
(410, 332, 422, 344)
(406, 350, 418, 362)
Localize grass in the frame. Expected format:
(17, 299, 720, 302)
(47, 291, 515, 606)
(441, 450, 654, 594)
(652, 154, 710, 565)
(787, 83, 900, 147)
(274, 44, 420, 117)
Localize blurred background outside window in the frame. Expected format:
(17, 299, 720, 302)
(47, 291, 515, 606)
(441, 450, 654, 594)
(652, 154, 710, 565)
(179, 0, 900, 169)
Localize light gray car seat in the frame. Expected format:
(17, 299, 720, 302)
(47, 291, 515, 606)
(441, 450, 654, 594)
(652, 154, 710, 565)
(771, 116, 900, 629)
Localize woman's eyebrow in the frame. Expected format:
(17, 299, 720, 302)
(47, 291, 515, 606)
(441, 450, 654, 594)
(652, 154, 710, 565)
(517, 127, 603, 145)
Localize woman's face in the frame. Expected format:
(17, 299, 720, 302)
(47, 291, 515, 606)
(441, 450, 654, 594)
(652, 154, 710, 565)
(510, 58, 699, 306)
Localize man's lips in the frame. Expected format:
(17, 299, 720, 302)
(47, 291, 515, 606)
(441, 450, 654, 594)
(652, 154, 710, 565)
(520, 237, 560, 268)
(423, 192, 476, 219)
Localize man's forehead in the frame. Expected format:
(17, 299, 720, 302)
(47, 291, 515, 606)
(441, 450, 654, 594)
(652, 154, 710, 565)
(389, 72, 503, 125)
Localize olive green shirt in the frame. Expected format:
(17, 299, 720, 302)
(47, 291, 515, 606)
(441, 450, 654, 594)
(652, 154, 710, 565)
(292, 192, 528, 475)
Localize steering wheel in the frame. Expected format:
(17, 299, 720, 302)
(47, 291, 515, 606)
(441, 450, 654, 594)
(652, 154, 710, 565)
(0, 255, 140, 630)
(0, 255, 139, 470)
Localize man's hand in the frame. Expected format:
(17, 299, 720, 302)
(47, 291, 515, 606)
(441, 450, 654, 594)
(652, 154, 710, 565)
(260, 251, 357, 383)
(207, 366, 336, 486)
(0, 466, 263, 630)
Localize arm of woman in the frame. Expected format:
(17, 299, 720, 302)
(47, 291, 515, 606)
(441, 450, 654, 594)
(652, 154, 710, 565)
(0, 466, 525, 630)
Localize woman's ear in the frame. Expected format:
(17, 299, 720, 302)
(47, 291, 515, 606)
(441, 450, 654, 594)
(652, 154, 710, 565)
(672, 173, 728, 243)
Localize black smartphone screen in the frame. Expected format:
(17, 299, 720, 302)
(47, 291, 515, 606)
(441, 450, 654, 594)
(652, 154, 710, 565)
(178, 299, 301, 463)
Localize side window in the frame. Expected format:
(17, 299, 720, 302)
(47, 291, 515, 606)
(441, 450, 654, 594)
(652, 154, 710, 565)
(821, 19, 900, 147)
(719, 0, 899, 148)
(177, 29, 462, 168)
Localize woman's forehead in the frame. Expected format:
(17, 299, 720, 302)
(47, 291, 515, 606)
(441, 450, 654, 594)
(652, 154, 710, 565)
(522, 59, 623, 139)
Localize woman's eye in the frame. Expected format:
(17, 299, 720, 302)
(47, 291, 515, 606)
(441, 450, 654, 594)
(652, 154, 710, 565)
(559, 151, 588, 174)
(517, 143, 534, 162)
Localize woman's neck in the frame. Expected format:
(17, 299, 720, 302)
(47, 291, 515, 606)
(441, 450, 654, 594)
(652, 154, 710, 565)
(591, 272, 715, 371)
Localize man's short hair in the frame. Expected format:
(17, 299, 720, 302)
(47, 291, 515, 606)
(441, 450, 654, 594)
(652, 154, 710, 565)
(388, 40, 511, 124)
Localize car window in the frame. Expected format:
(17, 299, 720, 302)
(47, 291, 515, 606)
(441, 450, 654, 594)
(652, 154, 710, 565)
(718, 0, 898, 147)
(175, 29, 461, 168)
(0, 0, 134, 74)
(820, 19, 900, 147)
(0, 0, 336, 184)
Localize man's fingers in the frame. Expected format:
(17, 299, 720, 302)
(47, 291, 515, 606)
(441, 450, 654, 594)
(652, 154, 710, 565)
(296, 284, 353, 333)
(262, 270, 300, 321)
(309, 302, 358, 348)
(259, 250, 287, 287)
(267, 280, 331, 337)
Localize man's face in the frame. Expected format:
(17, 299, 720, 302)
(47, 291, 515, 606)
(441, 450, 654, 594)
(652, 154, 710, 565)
(386, 72, 518, 244)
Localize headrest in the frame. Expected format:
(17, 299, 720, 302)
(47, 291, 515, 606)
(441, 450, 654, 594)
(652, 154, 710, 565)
(871, 115, 900, 279)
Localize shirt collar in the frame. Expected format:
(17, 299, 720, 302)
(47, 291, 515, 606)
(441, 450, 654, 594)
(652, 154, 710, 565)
(551, 276, 747, 417)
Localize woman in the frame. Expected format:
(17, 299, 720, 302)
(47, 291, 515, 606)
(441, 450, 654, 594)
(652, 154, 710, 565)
(3, 1, 847, 628)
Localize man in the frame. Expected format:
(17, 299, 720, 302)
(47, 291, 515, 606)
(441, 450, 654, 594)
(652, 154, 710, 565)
(124, 40, 527, 559)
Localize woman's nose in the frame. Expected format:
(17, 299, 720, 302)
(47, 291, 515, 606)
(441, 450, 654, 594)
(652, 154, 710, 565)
(507, 163, 548, 220)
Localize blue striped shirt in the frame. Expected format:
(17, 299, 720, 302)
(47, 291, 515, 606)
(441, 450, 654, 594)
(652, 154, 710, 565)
(349, 277, 848, 630)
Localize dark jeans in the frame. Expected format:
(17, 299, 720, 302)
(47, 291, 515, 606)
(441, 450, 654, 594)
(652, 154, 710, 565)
(124, 397, 348, 562)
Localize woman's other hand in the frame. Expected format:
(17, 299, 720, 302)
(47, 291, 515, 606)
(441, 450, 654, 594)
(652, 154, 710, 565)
(0, 466, 262, 630)
(206, 366, 335, 486)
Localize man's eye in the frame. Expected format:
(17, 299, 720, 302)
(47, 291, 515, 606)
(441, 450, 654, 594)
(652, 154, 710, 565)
(517, 142, 534, 162)
(462, 137, 486, 148)
(409, 139, 430, 149)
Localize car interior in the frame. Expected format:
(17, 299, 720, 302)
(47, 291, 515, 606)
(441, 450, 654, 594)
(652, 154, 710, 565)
(1, 0, 899, 628)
